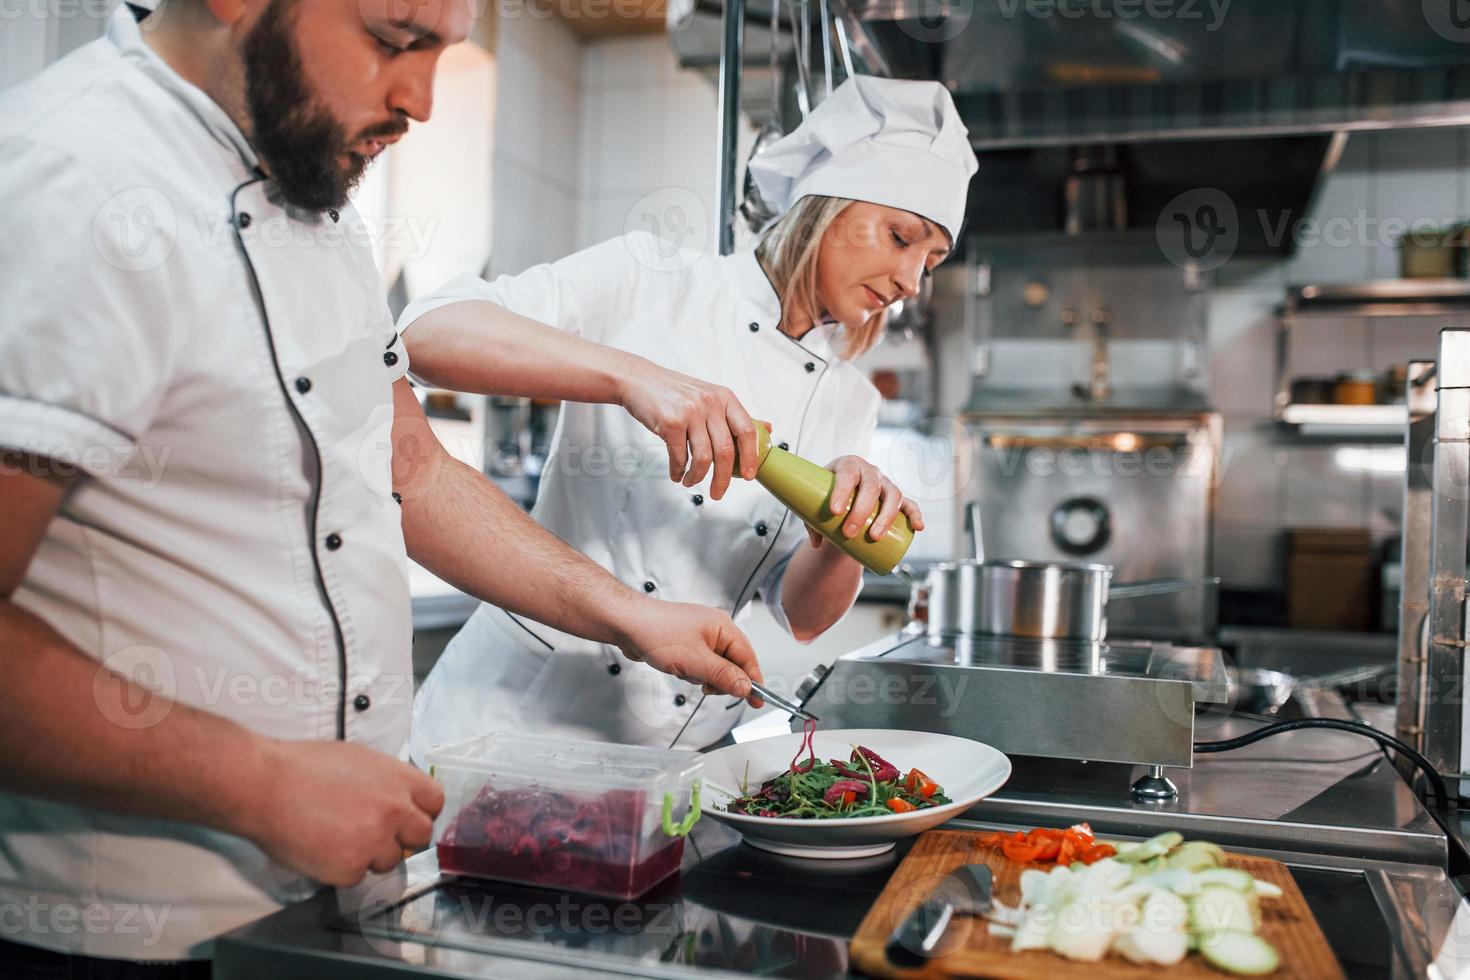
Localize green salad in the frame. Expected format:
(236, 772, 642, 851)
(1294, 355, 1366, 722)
(726, 721, 951, 819)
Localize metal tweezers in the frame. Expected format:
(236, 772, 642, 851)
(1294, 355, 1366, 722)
(749, 679, 819, 723)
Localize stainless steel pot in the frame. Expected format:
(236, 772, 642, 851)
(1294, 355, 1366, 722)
(908, 559, 1214, 642)
(916, 560, 1109, 641)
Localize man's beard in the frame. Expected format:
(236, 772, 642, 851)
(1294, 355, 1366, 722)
(241, 1, 405, 211)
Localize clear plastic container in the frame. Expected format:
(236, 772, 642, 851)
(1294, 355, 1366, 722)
(427, 731, 704, 899)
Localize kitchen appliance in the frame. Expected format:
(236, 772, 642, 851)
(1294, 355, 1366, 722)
(795, 628, 1228, 802)
(962, 411, 1221, 644)
(1394, 330, 1470, 790)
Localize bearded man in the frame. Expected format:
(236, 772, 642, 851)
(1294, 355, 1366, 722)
(0, 2, 764, 975)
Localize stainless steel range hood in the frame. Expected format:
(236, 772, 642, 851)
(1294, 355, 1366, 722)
(680, 0, 1470, 254)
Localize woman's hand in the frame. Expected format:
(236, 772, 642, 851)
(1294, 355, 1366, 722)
(617, 360, 760, 501)
(806, 455, 925, 549)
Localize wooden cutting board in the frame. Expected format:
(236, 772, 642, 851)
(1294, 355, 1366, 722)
(849, 829, 1343, 979)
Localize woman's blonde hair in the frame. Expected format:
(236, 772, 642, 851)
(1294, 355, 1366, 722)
(755, 195, 886, 360)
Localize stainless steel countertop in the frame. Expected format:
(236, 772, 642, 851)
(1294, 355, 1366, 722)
(215, 693, 1470, 979)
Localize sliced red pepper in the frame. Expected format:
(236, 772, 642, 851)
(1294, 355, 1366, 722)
(980, 824, 1115, 867)
(1027, 830, 1062, 861)
(1001, 837, 1045, 863)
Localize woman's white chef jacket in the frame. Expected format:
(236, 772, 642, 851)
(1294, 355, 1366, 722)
(0, 9, 412, 960)
(403, 231, 880, 758)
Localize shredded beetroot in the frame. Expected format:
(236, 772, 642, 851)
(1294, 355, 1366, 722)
(436, 783, 684, 899)
(851, 746, 900, 782)
(789, 716, 818, 773)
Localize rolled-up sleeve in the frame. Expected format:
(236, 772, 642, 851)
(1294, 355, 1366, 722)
(397, 231, 667, 345)
(0, 138, 181, 476)
(754, 542, 801, 637)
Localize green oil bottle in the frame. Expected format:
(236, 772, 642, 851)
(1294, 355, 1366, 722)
(741, 424, 914, 575)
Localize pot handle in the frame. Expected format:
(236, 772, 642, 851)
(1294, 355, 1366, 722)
(1108, 576, 1221, 601)
(965, 502, 985, 562)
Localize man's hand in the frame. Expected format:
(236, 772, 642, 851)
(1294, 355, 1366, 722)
(242, 740, 445, 887)
(613, 597, 765, 703)
(617, 362, 760, 501)
(805, 455, 925, 549)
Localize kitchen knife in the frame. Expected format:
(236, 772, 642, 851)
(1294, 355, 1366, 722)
(884, 863, 993, 966)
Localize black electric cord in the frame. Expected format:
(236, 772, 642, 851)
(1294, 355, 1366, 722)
(1193, 718, 1450, 811)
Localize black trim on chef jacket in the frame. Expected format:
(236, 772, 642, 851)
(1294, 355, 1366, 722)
(503, 609, 556, 651)
(669, 315, 832, 746)
(228, 176, 353, 741)
(728, 319, 829, 614)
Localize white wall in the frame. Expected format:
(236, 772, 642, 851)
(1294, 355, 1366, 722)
(488, 9, 584, 276)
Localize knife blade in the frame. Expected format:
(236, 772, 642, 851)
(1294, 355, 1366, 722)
(884, 863, 993, 966)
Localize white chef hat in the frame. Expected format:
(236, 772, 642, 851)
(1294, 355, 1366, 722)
(749, 76, 979, 244)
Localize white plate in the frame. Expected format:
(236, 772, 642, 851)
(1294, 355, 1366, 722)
(700, 728, 1011, 859)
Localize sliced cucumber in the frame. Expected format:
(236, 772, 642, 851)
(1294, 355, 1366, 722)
(1198, 930, 1281, 976)
(1115, 831, 1185, 864)
(1188, 886, 1260, 934)
(1167, 841, 1228, 872)
(1193, 868, 1256, 892)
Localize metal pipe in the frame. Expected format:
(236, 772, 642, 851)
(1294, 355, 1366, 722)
(715, 0, 746, 255)
(817, 0, 833, 96)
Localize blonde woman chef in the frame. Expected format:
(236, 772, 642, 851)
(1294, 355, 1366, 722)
(404, 77, 978, 758)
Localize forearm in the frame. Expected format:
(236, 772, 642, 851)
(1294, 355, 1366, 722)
(0, 599, 273, 838)
(401, 452, 643, 647)
(779, 541, 865, 642)
(405, 300, 642, 405)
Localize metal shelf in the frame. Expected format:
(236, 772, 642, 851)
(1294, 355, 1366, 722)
(1278, 403, 1408, 435)
(1285, 280, 1470, 318)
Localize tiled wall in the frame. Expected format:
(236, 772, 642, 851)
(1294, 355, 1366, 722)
(1208, 127, 1470, 591)
(491, 27, 756, 270)
(577, 36, 757, 253)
